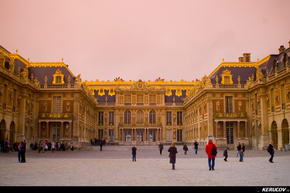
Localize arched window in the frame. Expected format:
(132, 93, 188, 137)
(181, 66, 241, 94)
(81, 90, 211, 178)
(149, 110, 156, 124)
(124, 110, 131, 124)
(137, 110, 144, 124)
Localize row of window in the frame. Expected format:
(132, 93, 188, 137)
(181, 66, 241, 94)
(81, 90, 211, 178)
(98, 111, 183, 126)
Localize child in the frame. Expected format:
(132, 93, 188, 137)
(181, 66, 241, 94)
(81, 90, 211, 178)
(223, 147, 229, 161)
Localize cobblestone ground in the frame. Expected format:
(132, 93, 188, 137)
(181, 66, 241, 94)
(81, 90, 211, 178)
(0, 145, 289, 186)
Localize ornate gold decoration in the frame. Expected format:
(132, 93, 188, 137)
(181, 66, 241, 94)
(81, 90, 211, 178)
(52, 69, 65, 84)
(221, 69, 234, 85)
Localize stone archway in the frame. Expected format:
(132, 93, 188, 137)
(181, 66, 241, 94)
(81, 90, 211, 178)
(281, 119, 289, 146)
(9, 121, 16, 145)
(271, 121, 278, 149)
(0, 119, 6, 141)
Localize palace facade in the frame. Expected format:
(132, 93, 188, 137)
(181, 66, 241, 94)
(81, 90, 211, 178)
(0, 42, 289, 150)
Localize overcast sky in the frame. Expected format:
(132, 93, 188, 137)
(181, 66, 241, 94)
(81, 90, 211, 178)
(0, 0, 289, 81)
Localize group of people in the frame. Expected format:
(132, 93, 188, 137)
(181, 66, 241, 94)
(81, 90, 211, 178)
(0, 140, 20, 153)
(32, 140, 75, 153)
(157, 141, 199, 156)
(132, 140, 277, 170)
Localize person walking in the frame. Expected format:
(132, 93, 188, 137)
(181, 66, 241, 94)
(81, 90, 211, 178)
(205, 139, 217, 171)
(236, 142, 241, 157)
(239, 143, 245, 162)
(183, 144, 188, 155)
(158, 143, 164, 155)
(194, 141, 199, 154)
(99, 140, 103, 151)
(18, 141, 26, 163)
(267, 143, 275, 163)
(223, 147, 229, 162)
(22, 141, 26, 163)
(168, 143, 178, 170)
(132, 146, 137, 162)
(17, 142, 22, 163)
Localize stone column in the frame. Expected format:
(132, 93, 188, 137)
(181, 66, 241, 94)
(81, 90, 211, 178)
(278, 128, 283, 150)
(18, 96, 26, 141)
(207, 99, 214, 137)
(237, 121, 240, 139)
(259, 90, 270, 149)
(223, 121, 226, 138)
(47, 122, 50, 139)
(245, 121, 248, 138)
(215, 121, 218, 138)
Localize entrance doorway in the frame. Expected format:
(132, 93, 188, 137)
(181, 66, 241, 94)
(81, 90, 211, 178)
(136, 129, 144, 142)
(281, 119, 289, 147)
(226, 122, 234, 144)
(271, 121, 278, 149)
(51, 122, 61, 142)
(148, 129, 157, 142)
(9, 122, 16, 145)
(124, 129, 132, 142)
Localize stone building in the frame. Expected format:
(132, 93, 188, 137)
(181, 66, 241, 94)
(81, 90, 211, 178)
(0, 46, 97, 146)
(0, 42, 289, 150)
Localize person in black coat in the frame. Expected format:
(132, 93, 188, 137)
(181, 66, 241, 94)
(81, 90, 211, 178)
(237, 142, 241, 157)
(267, 143, 275, 163)
(168, 143, 178, 170)
(99, 140, 103, 151)
(158, 143, 164, 155)
(193, 141, 199, 154)
(17, 142, 22, 163)
(183, 144, 188, 155)
(239, 143, 245, 162)
(18, 141, 26, 163)
(132, 146, 137, 162)
(223, 147, 229, 161)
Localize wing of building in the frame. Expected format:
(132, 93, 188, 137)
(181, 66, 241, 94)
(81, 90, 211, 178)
(0, 42, 289, 150)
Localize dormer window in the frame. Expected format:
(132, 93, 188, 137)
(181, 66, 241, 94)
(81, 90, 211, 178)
(56, 76, 62, 84)
(52, 69, 64, 85)
(221, 69, 233, 85)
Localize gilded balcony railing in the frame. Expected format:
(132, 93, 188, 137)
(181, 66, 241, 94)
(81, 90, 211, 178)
(39, 113, 73, 119)
(214, 112, 247, 119)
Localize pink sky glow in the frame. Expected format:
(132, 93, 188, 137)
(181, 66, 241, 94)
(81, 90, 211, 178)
(0, 0, 290, 81)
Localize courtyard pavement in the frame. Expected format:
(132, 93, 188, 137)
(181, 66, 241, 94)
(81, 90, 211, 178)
(0, 145, 289, 186)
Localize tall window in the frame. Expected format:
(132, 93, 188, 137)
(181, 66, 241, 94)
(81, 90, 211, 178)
(52, 96, 62, 113)
(149, 95, 156, 104)
(149, 110, 156, 124)
(137, 110, 144, 124)
(109, 112, 114, 125)
(137, 95, 143, 105)
(125, 95, 131, 105)
(124, 110, 131, 124)
(98, 112, 104, 125)
(177, 130, 182, 142)
(166, 112, 172, 125)
(225, 96, 233, 113)
(177, 111, 183, 125)
(56, 76, 62, 84)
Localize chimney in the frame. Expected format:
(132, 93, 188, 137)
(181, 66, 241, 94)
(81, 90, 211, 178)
(238, 57, 243, 62)
(279, 45, 285, 53)
(243, 53, 251, 62)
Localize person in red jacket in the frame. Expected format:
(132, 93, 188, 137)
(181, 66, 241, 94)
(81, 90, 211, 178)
(205, 139, 217, 171)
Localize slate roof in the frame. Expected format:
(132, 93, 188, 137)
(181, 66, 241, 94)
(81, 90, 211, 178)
(94, 90, 116, 103)
(28, 66, 76, 85)
(259, 52, 290, 76)
(210, 66, 257, 85)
